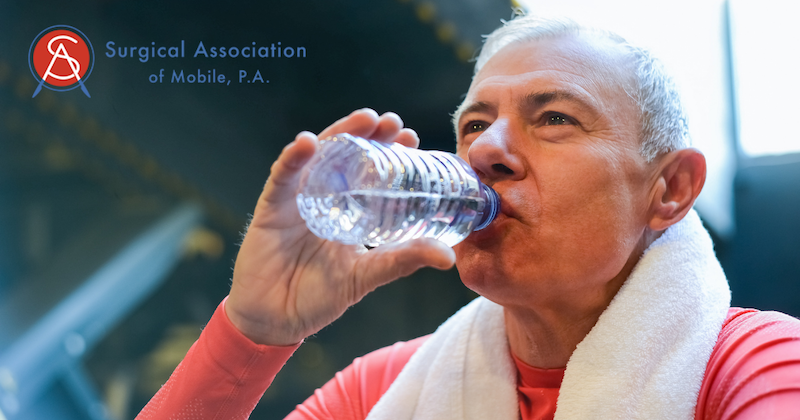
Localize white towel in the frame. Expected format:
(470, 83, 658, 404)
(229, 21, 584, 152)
(365, 210, 731, 420)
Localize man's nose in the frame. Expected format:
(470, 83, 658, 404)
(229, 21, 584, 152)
(466, 119, 525, 185)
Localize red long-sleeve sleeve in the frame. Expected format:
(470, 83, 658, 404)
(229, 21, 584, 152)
(137, 303, 800, 420)
(136, 298, 301, 420)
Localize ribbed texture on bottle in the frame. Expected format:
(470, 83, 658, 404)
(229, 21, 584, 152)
(297, 134, 497, 247)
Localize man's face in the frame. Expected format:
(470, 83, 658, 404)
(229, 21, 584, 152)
(453, 34, 656, 308)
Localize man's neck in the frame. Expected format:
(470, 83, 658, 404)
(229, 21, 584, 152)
(504, 293, 615, 369)
(504, 230, 658, 369)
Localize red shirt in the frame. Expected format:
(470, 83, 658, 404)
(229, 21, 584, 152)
(512, 352, 564, 420)
(137, 301, 800, 420)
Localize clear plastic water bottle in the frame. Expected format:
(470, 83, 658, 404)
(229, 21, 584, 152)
(296, 133, 500, 247)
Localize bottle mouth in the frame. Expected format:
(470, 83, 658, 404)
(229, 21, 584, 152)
(475, 184, 500, 231)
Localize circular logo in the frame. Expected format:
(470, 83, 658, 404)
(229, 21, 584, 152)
(29, 25, 94, 97)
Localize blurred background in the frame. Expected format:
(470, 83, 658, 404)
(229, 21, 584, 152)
(0, 0, 797, 419)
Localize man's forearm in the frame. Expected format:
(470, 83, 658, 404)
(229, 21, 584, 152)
(136, 298, 299, 420)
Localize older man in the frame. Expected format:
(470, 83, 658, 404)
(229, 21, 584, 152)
(138, 15, 800, 420)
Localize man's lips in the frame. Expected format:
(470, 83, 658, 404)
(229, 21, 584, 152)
(497, 194, 518, 220)
(467, 194, 517, 242)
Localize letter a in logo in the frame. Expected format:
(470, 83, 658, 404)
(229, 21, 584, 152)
(29, 25, 94, 98)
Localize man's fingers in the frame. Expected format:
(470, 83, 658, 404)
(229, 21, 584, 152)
(393, 128, 420, 148)
(319, 108, 380, 140)
(370, 112, 404, 142)
(353, 238, 456, 296)
(318, 109, 413, 146)
(261, 131, 318, 204)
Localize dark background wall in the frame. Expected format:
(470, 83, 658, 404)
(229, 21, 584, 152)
(722, 159, 800, 315)
(0, 1, 798, 419)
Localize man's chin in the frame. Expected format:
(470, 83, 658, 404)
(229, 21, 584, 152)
(454, 259, 511, 303)
(454, 245, 501, 283)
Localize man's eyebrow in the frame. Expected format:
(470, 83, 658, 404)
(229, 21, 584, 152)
(522, 90, 598, 114)
(456, 90, 598, 125)
(458, 101, 494, 118)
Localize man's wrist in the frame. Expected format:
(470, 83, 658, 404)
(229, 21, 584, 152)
(222, 296, 304, 347)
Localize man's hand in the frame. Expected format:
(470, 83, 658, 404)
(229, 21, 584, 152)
(225, 109, 457, 345)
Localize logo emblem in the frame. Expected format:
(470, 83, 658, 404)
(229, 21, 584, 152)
(29, 25, 93, 98)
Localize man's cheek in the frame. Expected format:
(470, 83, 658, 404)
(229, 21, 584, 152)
(455, 144, 470, 161)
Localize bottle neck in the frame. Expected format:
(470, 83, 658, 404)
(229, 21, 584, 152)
(475, 184, 500, 231)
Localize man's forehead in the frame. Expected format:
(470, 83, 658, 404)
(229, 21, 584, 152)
(456, 33, 636, 123)
(468, 33, 634, 99)
(480, 32, 631, 73)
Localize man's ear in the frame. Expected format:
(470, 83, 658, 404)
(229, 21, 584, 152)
(648, 148, 707, 232)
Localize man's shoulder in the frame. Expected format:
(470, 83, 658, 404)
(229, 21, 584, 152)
(353, 335, 430, 381)
(696, 307, 800, 419)
(307, 335, 430, 418)
(724, 306, 800, 326)
(718, 307, 800, 345)
(710, 307, 800, 372)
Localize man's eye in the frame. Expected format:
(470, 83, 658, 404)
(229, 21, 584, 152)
(464, 121, 487, 134)
(544, 113, 573, 126)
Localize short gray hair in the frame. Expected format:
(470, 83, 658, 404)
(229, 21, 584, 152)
(453, 14, 689, 162)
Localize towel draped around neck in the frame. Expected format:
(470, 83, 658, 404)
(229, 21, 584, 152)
(365, 210, 731, 420)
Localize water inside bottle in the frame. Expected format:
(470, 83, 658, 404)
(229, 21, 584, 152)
(298, 189, 486, 247)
